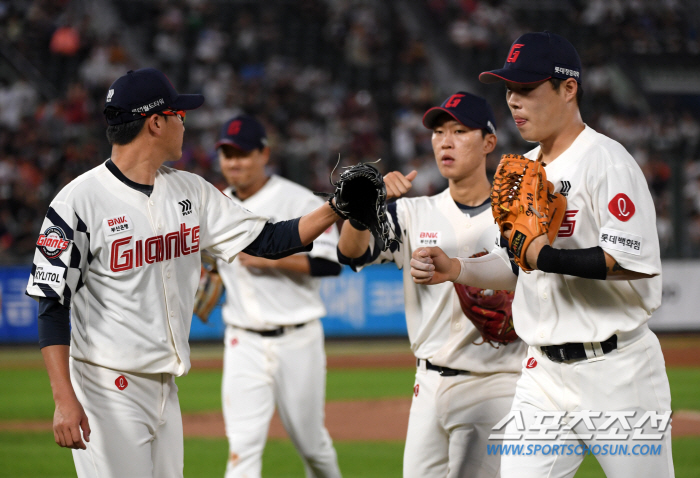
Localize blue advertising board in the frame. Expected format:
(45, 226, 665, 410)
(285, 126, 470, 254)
(0, 264, 407, 344)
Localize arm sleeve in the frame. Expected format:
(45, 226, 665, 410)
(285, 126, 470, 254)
(309, 257, 342, 277)
(38, 297, 70, 348)
(25, 202, 91, 307)
(456, 250, 519, 290)
(242, 218, 313, 259)
(593, 159, 661, 275)
(338, 201, 404, 272)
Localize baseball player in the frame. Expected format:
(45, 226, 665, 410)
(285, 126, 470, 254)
(213, 115, 342, 478)
(337, 92, 527, 478)
(410, 33, 673, 477)
(25, 68, 344, 478)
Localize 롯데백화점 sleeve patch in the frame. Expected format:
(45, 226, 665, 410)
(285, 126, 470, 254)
(599, 227, 642, 256)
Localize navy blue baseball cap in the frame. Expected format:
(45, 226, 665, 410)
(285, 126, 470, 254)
(479, 32, 582, 85)
(422, 91, 497, 134)
(103, 68, 204, 125)
(216, 115, 268, 152)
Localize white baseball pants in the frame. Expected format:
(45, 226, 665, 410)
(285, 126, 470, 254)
(501, 325, 674, 478)
(403, 363, 520, 478)
(69, 358, 183, 478)
(222, 320, 341, 478)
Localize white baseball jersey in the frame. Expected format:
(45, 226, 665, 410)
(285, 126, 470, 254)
(360, 189, 526, 373)
(502, 125, 662, 346)
(219, 175, 340, 329)
(26, 161, 268, 376)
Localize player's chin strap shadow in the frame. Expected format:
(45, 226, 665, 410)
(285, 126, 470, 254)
(313, 155, 402, 252)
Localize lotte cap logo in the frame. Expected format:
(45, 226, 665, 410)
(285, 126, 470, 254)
(608, 193, 635, 222)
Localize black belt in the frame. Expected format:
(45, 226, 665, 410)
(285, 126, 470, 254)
(540, 335, 618, 363)
(243, 323, 306, 337)
(418, 359, 470, 377)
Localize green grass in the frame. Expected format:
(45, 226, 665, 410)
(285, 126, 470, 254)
(2, 367, 698, 421)
(1, 432, 697, 477)
(667, 368, 700, 410)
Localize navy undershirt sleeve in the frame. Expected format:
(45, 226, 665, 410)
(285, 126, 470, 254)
(243, 218, 313, 259)
(308, 257, 342, 277)
(38, 297, 70, 349)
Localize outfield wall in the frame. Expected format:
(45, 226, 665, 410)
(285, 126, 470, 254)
(0, 262, 698, 343)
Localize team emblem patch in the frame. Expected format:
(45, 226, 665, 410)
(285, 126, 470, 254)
(36, 226, 71, 259)
(608, 193, 635, 222)
(115, 375, 128, 390)
(526, 357, 537, 369)
(413, 384, 419, 397)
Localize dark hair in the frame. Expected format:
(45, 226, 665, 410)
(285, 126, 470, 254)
(105, 118, 147, 145)
(550, 78, 583, 106)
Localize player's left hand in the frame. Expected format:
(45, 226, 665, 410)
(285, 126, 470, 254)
(238, 252, 275, 269)
(384, 170, 418, 199)
(410, 247, 461, 285)
(503, 230, 550, 271)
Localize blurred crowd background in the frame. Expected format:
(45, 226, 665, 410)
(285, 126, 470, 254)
(0, 0, 699, 263)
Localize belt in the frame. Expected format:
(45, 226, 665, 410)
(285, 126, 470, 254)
(540, 335, 617, 363)
(243, 323, 306, 337)
(417, 359, 470, 377)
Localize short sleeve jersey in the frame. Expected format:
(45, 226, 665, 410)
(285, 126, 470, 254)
(218, 175, 340, 329)
(357, 189, 526, 373)
(513, 125, 662, 346)
(26, 162, 268, 376)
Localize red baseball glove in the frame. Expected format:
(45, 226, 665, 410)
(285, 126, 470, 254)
(454, 253, 517, 347)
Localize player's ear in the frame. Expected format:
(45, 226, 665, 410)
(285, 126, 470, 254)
(146, 114, 165, 137)
(564, 78, 578, 104)
(483, 133, 497, 155)
(259, 146, 271, 166)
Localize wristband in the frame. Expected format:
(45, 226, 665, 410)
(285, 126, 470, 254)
(536, 245, 607, 280)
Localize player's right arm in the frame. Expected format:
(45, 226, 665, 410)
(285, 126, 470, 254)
(410, 246, 518, 290)
(41, 344, 90, 449)
(337, 169, 416, 265)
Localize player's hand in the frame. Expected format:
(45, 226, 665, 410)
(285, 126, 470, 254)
(53, 396, 90, 450)
(410, 247, 461, 285)
(384, 170, 417, 199)
(503, 230, 549, 270)
(238, 252, 275, 269)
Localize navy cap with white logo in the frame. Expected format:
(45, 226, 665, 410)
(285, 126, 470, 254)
(479, 32, 582, 85)
(422, 91, 497, 135)
(216, 115, 268, 152)
(103, 68, 204, 125)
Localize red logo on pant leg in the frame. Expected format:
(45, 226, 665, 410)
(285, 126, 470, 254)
(526, 358, 537, 369)
(608, 193, 636, 222)
(230, 338, 239, 346)
(414, 384, 419, 397)
(115, 375, 128, 390)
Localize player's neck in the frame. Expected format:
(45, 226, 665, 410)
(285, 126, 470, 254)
(110, 145, 162, 186)
(233, 175, 270, 201)
(448, 172, 491, 206)
(537, 113, 585, 165)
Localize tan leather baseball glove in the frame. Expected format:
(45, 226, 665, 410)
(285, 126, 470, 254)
(193, 253, 223, 323)
(491, 154, 566, 271)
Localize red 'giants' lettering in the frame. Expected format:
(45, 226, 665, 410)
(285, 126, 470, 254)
(110, 226, 200, 272)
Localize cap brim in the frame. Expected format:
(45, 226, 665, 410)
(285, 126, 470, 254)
(479, 69, 551, 84)
(422, 107, 484, 130)
(215, 139, 254, 152)
(171, 94, 205, 110)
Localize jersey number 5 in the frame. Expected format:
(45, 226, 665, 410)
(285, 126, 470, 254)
(558, 210, 578, 238)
